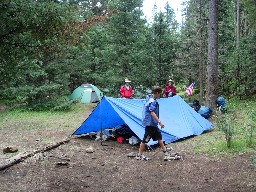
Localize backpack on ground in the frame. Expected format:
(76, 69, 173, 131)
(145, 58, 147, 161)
(198, 106, 212, 119)
(216, 96, 227, 113)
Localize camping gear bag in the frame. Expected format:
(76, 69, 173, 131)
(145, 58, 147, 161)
(216, 96, 227, 113)
(198, 106, 212, 119)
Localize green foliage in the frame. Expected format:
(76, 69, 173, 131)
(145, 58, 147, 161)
(242, 0, 256, 29)
(0, 0, 79, 110)
(236, 31, 256, 96)
(106, 0, 145, 72)
(251, 155, 256, 168)
(179, 0, 208, 92)
(147, 12, 180, 86)
(218, 113, 234, 148)
(217, 0, 256, 97)
(219, 98, 256, 149)
(0, 0, 255, 111)
(192, 98, 256, 156)
(217, 0, 236, 95)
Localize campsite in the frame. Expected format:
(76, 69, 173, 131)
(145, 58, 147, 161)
(0, 99, 255, 192)
(1, 0, 256, 191)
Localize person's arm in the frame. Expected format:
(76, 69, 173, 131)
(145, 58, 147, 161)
(172, 86, 177, 95)
(163, 86, 168, 97)
(120, 86, 124, 97)
(129, 86, 133, 96)
(150, 111, 164, 128)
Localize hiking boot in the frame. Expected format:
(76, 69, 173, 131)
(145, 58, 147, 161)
(136, 154, 149, 161)
(163, 147, 173, 160)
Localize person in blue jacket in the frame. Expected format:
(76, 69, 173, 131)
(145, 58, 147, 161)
(136, 86, 172, 161)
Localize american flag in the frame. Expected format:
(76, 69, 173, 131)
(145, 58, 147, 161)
(185, 82, 195, 95)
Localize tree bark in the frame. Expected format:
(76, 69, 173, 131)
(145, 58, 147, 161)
(236, 0, 240, 45)
(206, 0, 218, 110)
(199, 0, 204, 103)
(236, 0, 241, 98)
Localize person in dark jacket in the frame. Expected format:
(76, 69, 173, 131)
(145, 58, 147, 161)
(120, 78, 133, 99)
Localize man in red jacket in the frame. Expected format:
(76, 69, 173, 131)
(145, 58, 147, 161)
(163, 79, 177, 97)
(120, 78, 133, 99)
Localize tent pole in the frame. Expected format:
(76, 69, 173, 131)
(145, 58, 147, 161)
(100, 95, 103, 146)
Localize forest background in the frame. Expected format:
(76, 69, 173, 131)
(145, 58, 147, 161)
(0, 0, 255, 111)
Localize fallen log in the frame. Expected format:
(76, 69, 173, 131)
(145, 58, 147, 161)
(0, 137, 71, 171)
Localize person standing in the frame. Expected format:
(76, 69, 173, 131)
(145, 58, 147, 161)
(163, 79, 177, 97)
(120, 78, 133, 99)
(136, 86, 172, 161)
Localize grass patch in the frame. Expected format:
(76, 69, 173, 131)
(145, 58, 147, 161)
(190, 97, 256, 157)
(192, 131, 255, 157)
(251, 155, 256, 168)
(0, 103, 97, 153)
(0, 97, 255, 157)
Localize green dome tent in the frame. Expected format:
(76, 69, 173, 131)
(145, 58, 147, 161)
(70, 84, 103, 103)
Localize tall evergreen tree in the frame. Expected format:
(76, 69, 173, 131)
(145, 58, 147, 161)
(179, 0, 208, 101)
(0, 0, 79, 109)
(101, 0, 146, 94)
(149, 11, 180, 86)
(217, 0, 236, 96)
(206, 0, 218, 109)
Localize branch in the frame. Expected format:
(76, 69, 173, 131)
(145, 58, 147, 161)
(0, 137, 71, 171)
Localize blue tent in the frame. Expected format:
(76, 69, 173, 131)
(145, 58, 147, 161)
(72, 96, 214, 145)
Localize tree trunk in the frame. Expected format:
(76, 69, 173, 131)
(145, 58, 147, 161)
(236, 0, 241, 99)
(0, 137, 70, 171)
(236, 0, 240, 46)
(206, 0, 218, 110)
(199, 0, 204, 103)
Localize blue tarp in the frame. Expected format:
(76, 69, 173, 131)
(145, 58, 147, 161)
(72, 95, 214, 145)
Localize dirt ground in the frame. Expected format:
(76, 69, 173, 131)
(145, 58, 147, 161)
(0, 103, 255, 192)
(0, 134, 255, 192)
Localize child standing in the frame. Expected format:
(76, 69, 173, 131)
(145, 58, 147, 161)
(136, 86, 172, 161)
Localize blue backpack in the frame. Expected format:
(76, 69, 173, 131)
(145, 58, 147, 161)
(216, 96, 227, 113)
(198, 106, 212, 119)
